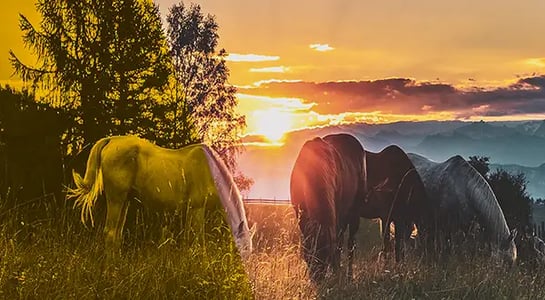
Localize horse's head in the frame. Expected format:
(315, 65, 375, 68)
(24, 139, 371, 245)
(498, 228, 518, 266)
(235, 220, 256, 260)
(365, 177, 393, 202)
(298, 217, 337, 283)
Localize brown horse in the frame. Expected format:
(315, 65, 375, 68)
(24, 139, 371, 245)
(66, 136, 254, 259)
(290, 133, 366, 282)
(362, 145, 433, 261)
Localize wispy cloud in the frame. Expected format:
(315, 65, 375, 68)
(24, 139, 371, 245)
(252, 79, 303, 87)
(237, 93, 314, 111)
(249, 66, 290, 73)
(224, 53, 280, 62)
(309, 43, 334, 52)
(524, 58, 545, 68)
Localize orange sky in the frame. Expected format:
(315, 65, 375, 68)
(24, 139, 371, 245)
(3, 1, 545, 142)
(155, 0, 545, 142)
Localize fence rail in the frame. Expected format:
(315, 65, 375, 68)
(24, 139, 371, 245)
(243, 198, 290, 205)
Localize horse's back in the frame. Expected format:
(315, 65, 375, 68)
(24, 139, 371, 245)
(100, 137, 218, 210)
(322, 133, 365, 176)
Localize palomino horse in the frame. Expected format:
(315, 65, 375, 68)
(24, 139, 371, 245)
(290, 133, 366, 282)
(362, 145, 433, 262)
(67, 136, 254, 259)
(408, 153, 517, 265)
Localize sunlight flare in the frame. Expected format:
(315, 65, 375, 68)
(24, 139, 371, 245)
(251, 109, 294, 143)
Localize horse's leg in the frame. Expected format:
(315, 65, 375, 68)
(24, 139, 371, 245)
(188, 206, 206, 246)
(347, 217, 360, 279)
(382, 218, 393, 253)
(336, 223, 345, 257)
(104, 188, 130, 254)
(394, 220, 410, 262)
(330, 223, 344, 279)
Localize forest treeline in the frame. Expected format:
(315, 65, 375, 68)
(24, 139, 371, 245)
(0, 1, 251, 218)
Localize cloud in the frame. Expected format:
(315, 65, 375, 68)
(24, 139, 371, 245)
(238, 75, 545, 119)
(224, 53, 280, 62)
(309, 43, 334, 52)
(524, 58, 545, 68)
(249, 66, 290, 73)
(252, 79, 303, 87)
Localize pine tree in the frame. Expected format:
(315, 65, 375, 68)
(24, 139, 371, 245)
(10, 0, 170, 150)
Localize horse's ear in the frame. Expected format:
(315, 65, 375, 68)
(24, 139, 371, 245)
(237, 221, 245, 235)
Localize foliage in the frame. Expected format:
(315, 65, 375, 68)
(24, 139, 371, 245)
(488, 169, 533, 233)
(468, 155, 490, 178)
(0, 86, 66, 210)
(7, 0, 252, 193)
(233, 174, 255, 199)
(9, 0, 170, 147)
(158, 2, 245, 171)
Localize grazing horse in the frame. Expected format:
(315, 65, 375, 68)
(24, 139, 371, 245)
(322, 133, 367, 277)
(66, 136, 254, 259)
(290, 134, 366, 282)
(408, 153, 517, 265)
(361, 145, 433, 262)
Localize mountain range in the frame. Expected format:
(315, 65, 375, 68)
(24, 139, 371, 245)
(237, 120, 545, 200)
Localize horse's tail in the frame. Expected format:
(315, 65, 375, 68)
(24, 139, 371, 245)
(66, 137, 111, 226)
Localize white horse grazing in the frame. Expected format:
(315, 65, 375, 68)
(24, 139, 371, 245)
(67, 135, 254, 259)
(408, 153, 517, 264)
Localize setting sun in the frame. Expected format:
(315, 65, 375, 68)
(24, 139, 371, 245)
(251, 109, 293, 143)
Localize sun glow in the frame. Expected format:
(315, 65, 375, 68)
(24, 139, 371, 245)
(251, 109, 294, 143)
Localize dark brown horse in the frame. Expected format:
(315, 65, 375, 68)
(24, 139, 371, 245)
(362, 145, 433, 261)
(290, 134, 366, 282)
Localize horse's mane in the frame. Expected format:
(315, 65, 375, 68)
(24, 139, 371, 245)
(201, 145, 249, 232)
(322, 133, 367, 203)
(291, 138, 338, 222)
(446, 156, 510, 243)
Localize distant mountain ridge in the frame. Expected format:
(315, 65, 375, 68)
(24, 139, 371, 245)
(414, 120, 545, 166)
(238, 119, 545, 199)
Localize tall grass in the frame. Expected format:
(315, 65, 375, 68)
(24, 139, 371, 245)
(245, 203, 545, 300)
(2, 199, 545, 299)
(0, 196, 253, 299)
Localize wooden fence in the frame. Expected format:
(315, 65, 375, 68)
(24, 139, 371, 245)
(243, 198, 290, 205)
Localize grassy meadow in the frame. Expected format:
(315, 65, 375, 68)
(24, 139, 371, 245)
(244, 203, 545, 300)
(0, 201, 253, 299)
(1, 200, 545, 299)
